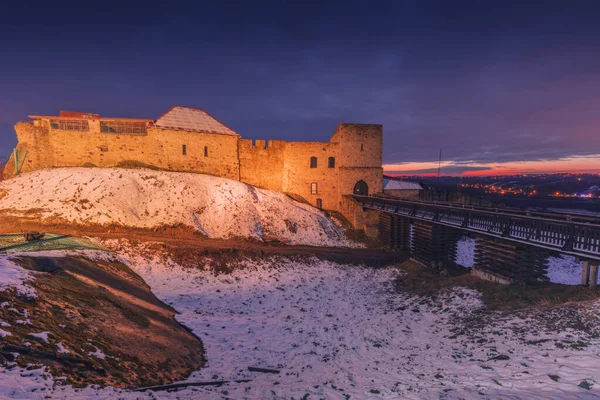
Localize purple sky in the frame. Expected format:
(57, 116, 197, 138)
(1, 1, 599, 173)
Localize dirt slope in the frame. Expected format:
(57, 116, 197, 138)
(0, 255, 204, 388)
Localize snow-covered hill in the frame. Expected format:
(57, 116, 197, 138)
(0, 168, 354, 247)
(4, 242, 597, 399)
(2, 244, 600, 398)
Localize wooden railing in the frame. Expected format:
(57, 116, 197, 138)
(353, 195, 600, 261)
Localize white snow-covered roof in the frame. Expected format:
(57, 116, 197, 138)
(383, 177, 422, 190)
(154, 106, 238, 136)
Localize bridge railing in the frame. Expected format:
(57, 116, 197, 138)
(361, 194, 600, 224)
(353, 195, 600, 260)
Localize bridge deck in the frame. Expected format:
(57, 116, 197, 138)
(353, 195, 600, 261)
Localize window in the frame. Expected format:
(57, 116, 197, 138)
(50, 119, 89, 132)
(316, 198, 323, 209)
(360, 143, 364, 151)
(204, 146, 208, 157)
(310, 182, 318, 194)
(328, 157, 335, 168)
(310, 156, 317, 168)
(100, 121, 147, 135)
(182, 144, 187, 156)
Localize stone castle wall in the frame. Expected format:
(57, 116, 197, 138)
(282, 141, 340, 210)
(239, 139, 285, 192)
(9, 119, 239, 180)
(331, 123, 383, 168)
(238, 127, 383, 213)
(4, 117, 384, 234)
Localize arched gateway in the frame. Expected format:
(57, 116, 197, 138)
(353, 180, 369, 195)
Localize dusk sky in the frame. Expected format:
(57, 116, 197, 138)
(1, 1, 599, 176)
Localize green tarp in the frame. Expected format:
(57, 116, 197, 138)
(0, 233, 106, 253)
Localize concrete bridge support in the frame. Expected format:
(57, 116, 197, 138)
(473, 236, 550, 283)
(378, 213, 410, 251)
(411, 221, 461, 268)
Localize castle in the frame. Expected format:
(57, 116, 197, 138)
(4, 106, 382, 234)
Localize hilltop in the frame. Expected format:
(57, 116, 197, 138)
(0, 168, 355, 247)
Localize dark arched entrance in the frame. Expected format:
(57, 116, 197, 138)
(353, 180, 369, 195)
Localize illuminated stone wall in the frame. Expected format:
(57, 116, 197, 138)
(5, 118, 383, 234)
(7, 119, 239, 179)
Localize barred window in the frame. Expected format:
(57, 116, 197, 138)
(50, 119, 89, 131)
(182, 144, 187, 156)
(100, 121, 147, 135)
(310, 182, 318, 194)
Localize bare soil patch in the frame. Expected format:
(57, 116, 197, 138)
(0, 216, 407, 267)
(0, 256, 205, 388)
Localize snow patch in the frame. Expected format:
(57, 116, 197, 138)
(456, 236, 475, 268)
(88, 347, 106, 360)
(0, 256, 37, 298)
(28, 331, 50, 343)
(547, 255, 600, 285)
(56, 343, 70, 354)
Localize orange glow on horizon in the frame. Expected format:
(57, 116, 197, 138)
(384, 155, 600, 177)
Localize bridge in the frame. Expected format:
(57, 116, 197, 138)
(353, 195, 600, 285)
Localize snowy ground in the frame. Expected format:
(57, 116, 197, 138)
(116, 243, 600, 398)
(456, 236, 475, 268)
(2, 243, 600, 399)
(546, 254, 600, 285)
(0, 168, 355, 247)
(0, 255, 37, 299)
